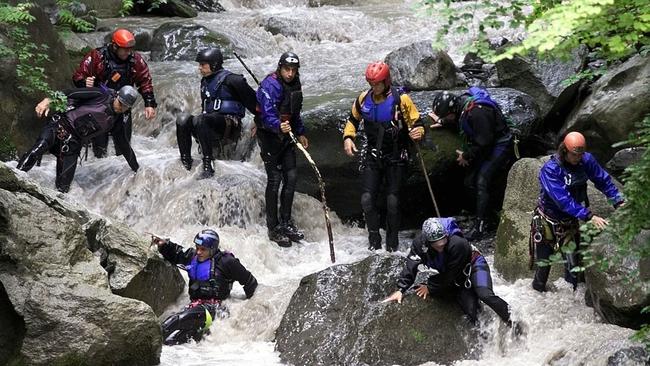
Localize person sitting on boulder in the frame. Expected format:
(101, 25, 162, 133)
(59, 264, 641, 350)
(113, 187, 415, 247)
(176, 48, 258, 178)
(530, 131, 624, 292)
(383, 217, 518, 330)
(152, 229, 258, 345)
(16, 86, 140, 193)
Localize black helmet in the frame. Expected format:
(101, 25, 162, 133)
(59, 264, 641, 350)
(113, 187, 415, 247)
(117, 85, 139, 109)
(278, 52, 300, 68)
(431, 91, 459, 119)
(196, 48, 223, 71)
(193, 229, 220, 257)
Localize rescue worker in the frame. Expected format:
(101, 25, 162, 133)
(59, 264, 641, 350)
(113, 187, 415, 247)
(72, 28, 157, 162)
(153, 229, 258, 345)
(176, 48, 257, 178)
(343, 61, 424, 252)
(430, 88, 514, 241)
(384, 217, 517, 329)
(256, 52, 309, 247)
(530, 131, 624, 292)
(16, 86, 139, 193)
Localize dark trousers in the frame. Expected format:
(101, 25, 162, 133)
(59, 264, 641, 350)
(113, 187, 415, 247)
(360, 158, 406, 250)
(161, 303, 218, 346)
(464, 141, 513, 220)
(456, 256, 511, 324)
(92, 111, 132, 158)
(532, 219, 582, 291)
(258, 130, 297, 229)
(195, 113, 241, 160)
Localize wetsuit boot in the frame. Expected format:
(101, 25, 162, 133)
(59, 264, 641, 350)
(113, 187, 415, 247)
(466, 218, 486, 241)
(199, 156, 214, 179)
(281, 219, 304, 242)
(368, 230, 382, 251)
(269, 225, 291, 247)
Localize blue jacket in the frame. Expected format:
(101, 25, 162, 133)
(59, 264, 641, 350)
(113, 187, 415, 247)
(538, 153, 623, 221)
(256, 72, 305, 135)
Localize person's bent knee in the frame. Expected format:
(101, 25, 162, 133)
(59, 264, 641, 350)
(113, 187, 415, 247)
(361, 192, 374, 211)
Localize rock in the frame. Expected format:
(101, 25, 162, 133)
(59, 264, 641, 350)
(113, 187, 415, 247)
(585, 230, 650, 329)
(185, 0, 225, 12)
(150, 22, 232, 61)
(307, 0, 361, 5)
(77, 0, 123, 18)
(607, 347, 650, 366)
(562, 54, 650, 161)
(385, 41, 458, 91)
(275, 255, 479, 366)
(494, 157, 619, 282)
(133, 0, 198, 18)
(606, 147, 646, 175)
(0, 164, 186, 364)
(260, 16, 351, 43)
(496, 47, 588, 122)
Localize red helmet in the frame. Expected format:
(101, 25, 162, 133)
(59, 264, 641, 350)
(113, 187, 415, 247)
(112, 29, 135, 48)
(563, 131, 586, 153)
(365, 61, 391, 86)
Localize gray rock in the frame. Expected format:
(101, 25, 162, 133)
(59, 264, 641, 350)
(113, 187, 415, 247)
(150, 22, 232, 61)
(275, 255, 479, 366)
(496, 47, 588, 121)
(607, 347, 650, 366)
(186, 0, 225, 12)
(385, 41, 458, 91)
(133, 0, 198, 18)
(585, 230, 650, 329)
(494, 157, 619, 282)
(260, 16, 351, 43)
(308, 0, 361, 5)
(606, 147, 646, 174)
(562, 54, 650, 161)
(77, 0, 123, 18)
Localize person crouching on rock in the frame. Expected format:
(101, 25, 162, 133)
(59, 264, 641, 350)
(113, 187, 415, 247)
(383, 217, 519, 332)
(152, 229, 258, 345)
(16, 86, 140, 193)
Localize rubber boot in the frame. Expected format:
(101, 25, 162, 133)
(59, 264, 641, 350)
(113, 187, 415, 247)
(466, 218, 486, 241)
(17, 140, 48, 172)
(281, 219, 304, 242)
(180, 154, 193, 171)
(368, 230, 382, 251)
(269, 225, 291, 248)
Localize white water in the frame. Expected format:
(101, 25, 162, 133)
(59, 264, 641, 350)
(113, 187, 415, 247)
(9, 0, 641, 364)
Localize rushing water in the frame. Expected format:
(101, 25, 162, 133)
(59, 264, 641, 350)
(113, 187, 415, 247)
(10, 0, 642, 364)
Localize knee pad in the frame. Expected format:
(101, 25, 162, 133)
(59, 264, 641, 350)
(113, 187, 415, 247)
(386, 194, 399, 215)
(361, 192, 374, 211)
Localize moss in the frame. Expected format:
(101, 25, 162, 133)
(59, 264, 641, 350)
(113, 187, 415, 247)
(0, 133, 17, 162)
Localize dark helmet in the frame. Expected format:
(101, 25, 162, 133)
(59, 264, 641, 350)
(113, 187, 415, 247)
(278, 52, 300, 68)
(193, 229, 220, 256)
(196, 48, 223, 71)
(422, 218, 448, 242)
(117, 85, 139, 109)
(112, 29, 135, 48)
(431, 91, 460, 119)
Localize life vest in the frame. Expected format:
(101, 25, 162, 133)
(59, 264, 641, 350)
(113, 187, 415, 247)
(186, 251, 234, 300)
(278, 74, 303, 122)
(99, 46, 134, 90)
(64, 91, 115, 142)
(356, 86, 408, 159)
(201, 69, 246, 118)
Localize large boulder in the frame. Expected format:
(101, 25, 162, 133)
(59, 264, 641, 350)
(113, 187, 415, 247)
(133, 0, 198, 18)
(494, 157, 619, 282)
(150, 22, 232, 61)
(585, 230, 650, 329)
(606, 147, 646, 176)
(562, 54, 650, 161)
(78, 0, 122, 18)
(0, 5, 74, 159)
(0, 164, 186, 364)
(275, 254, 479, 366)
(260, 16, 351, 43)
(385, 41, 458, 91)
(185, 0, 225, 12)
(496, 47, 588, 123)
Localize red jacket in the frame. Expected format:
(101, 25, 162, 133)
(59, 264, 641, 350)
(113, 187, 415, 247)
(72, 46, 157, 108)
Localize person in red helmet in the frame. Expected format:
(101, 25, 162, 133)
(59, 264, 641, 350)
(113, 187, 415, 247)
(72, 28, 157, 167)
(530, 131, 624, 292)
(342, 61, 425, 252)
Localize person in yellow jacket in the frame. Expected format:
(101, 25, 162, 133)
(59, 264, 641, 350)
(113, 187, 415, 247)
(343, 61, 425, 251)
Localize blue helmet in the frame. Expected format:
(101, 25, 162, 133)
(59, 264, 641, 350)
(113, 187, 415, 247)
(193, 229, 220, 256)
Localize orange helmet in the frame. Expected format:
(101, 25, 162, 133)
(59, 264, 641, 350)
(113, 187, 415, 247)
(365, 61, 391, 86)
(112, 29, 135, 48)
(563, 131, 586, 153)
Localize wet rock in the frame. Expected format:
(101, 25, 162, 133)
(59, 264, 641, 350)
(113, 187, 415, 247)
(308, 0, 361, 5)
(496, 47, 588, 123)
(186, 0, 225, 12)
(260, 16, 351, 43)
(494, 157, 619, 282)
(150, 22, 232, 61)
(0, 164, 186, 364)
(75, 0, 122, 18)
(562, 54, 650, 161)
(133, 0, 198, 18)
(585, 230, 650, 329)
(275, 254, 479, 366)
(385, 41, 458, 91)
(607, 347, 650, 366)
(606, 147, 646, 175)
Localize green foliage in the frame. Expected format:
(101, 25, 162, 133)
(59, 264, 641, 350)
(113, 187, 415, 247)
(120, 0, 168, 16)
(0, 133, 17, 162)
(560, 68, 607, 87)
(48, 90, 68, 113)
(419, 0, 650, 63)
(120, 0, 134, 16)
